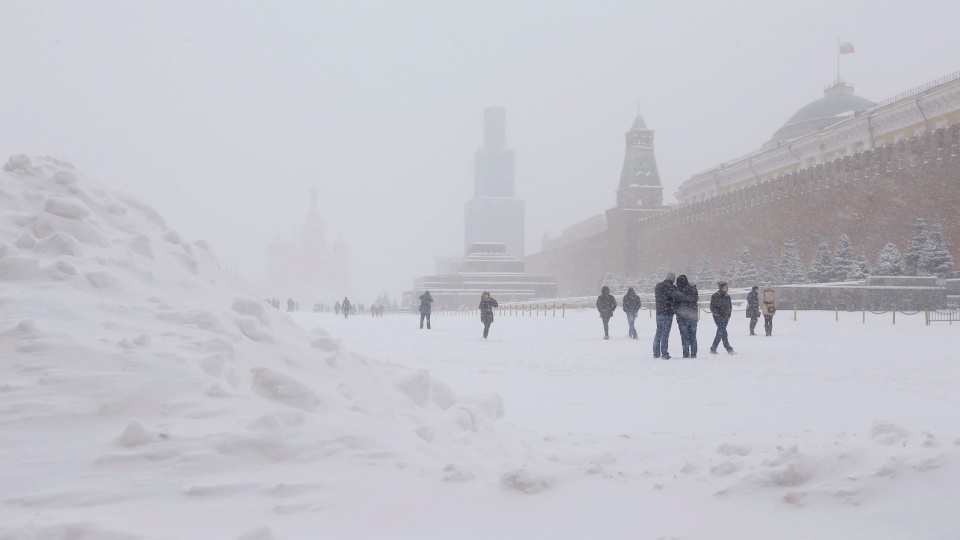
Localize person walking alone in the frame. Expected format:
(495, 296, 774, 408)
(596, 285, 618, 340)
(418, 290, 433, 329)
(341, 297, 352, 319)
(709, 282, 735, 355)
(653, 272, 677, 359)
(761, 283, 777, 336)
(622, 287, 641, 339)
(478, 291, 499, 338)
(746, 285, 760, 336)
(675, 275, 699, 358)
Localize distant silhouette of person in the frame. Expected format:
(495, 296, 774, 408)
(342, 297, 351, 319)
(622, 287, 641, 339)
(596, 285, 617, 340)
(761, 283, 777, 337)
(479, 291, 499, 338)
(286, 298, 294, 312)
(419, 291, 433, 329)
(334, 301, 341, 315)
(746, 285, 760, 335)
(710, 281, 735, 355)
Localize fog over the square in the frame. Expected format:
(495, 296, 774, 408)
(2, 0, 957, 299)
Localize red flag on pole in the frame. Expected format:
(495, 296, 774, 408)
(839, 42, 855, 54)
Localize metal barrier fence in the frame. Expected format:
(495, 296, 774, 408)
(429, 303, 960, 325)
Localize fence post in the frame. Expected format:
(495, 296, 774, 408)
(835, 305, 838, 321)
(892, 306, 896, 325)
(862, 306, 865, 324)
(925, 306, 929, 326)
(649, 306, 653, 318)
(794, 304, 797, 321)
(536, 304, 540, 317)
(553, 303, 556, 317)
(562, 303, 565, 318)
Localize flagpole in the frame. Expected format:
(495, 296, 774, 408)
(837, 37, 840, 84)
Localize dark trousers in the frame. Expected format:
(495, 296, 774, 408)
(483, 321, 492, 338)
(420, 312, 431, 329)
(711, 317, 732, 351)
(749, 316, 758, 334)
(653, 314, 673, 357)
(678, 320, 698, 357)
(601, 316, 611, 337)
(764, 315, 773, 336)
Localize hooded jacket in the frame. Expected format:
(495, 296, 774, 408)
(622, 288, 641, 313)
(675, 276, 699, 323)
(418, 292, 433, 314)
(596, 286, 618, 318)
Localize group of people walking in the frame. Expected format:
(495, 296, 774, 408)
(600, 272, 778, 359)
(414, 273, 778, 347)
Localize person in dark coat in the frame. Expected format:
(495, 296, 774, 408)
(341, 297, 351, 319)
(653, 271, 677, 359)
(709, 282, 735, 355)
(418, 291, 433, 329)
(334, 301, 341, 315)
(596, 285, 618, 340)
(675, 275, 699, 358)
(746, 285, 760, 336)
(286, 298, 295, 312)
(622, 287, 641, 339)
(479, 291, 499, 338)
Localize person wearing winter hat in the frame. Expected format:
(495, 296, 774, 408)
(761, 283, 777, 336)
(709, 281, 735, 355)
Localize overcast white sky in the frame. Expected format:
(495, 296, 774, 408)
(2, 0, 958, 300)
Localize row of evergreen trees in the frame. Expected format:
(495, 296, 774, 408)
(599, 218, 954, 293)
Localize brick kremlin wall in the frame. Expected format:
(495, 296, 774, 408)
(527, 125, 960, 293)
(637, 125, 960, 275)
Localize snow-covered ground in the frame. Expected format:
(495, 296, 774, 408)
(293, 308, 960, 539)
(1, 156, 959, 539)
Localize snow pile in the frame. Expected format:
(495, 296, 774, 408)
(0, 156, 526, 537)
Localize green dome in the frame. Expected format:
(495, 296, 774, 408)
(767, 82, 876, 147)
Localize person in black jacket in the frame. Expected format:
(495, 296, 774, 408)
(596, 285, 618, 340)
(479, 291, 499, 338)
(746, 285, 760, 335)
(674, 275, 699, 358)
(709, 282, 735, 355)
(622, 287, 641, 339)
(418, 291, 433, 329)
(653, 271, 677, 359)
(341, 297, 352, 319)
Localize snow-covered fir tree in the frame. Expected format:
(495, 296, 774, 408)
(758, 241, 779, 284)
(874, 243, 903, 276)
(778, 241, 806, 284)
(832, 234, 858, 281)
(903, 218, 927, 276)
(732, 247, 758, 287)
(918, 220, 954, 277)
(694, 252, 716, 289)
(716, 258, 729, 288)
(807, 239, 834, 283)
(851, 247, 871, 280)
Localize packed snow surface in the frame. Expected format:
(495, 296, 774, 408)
(2, 156, 959, 539)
